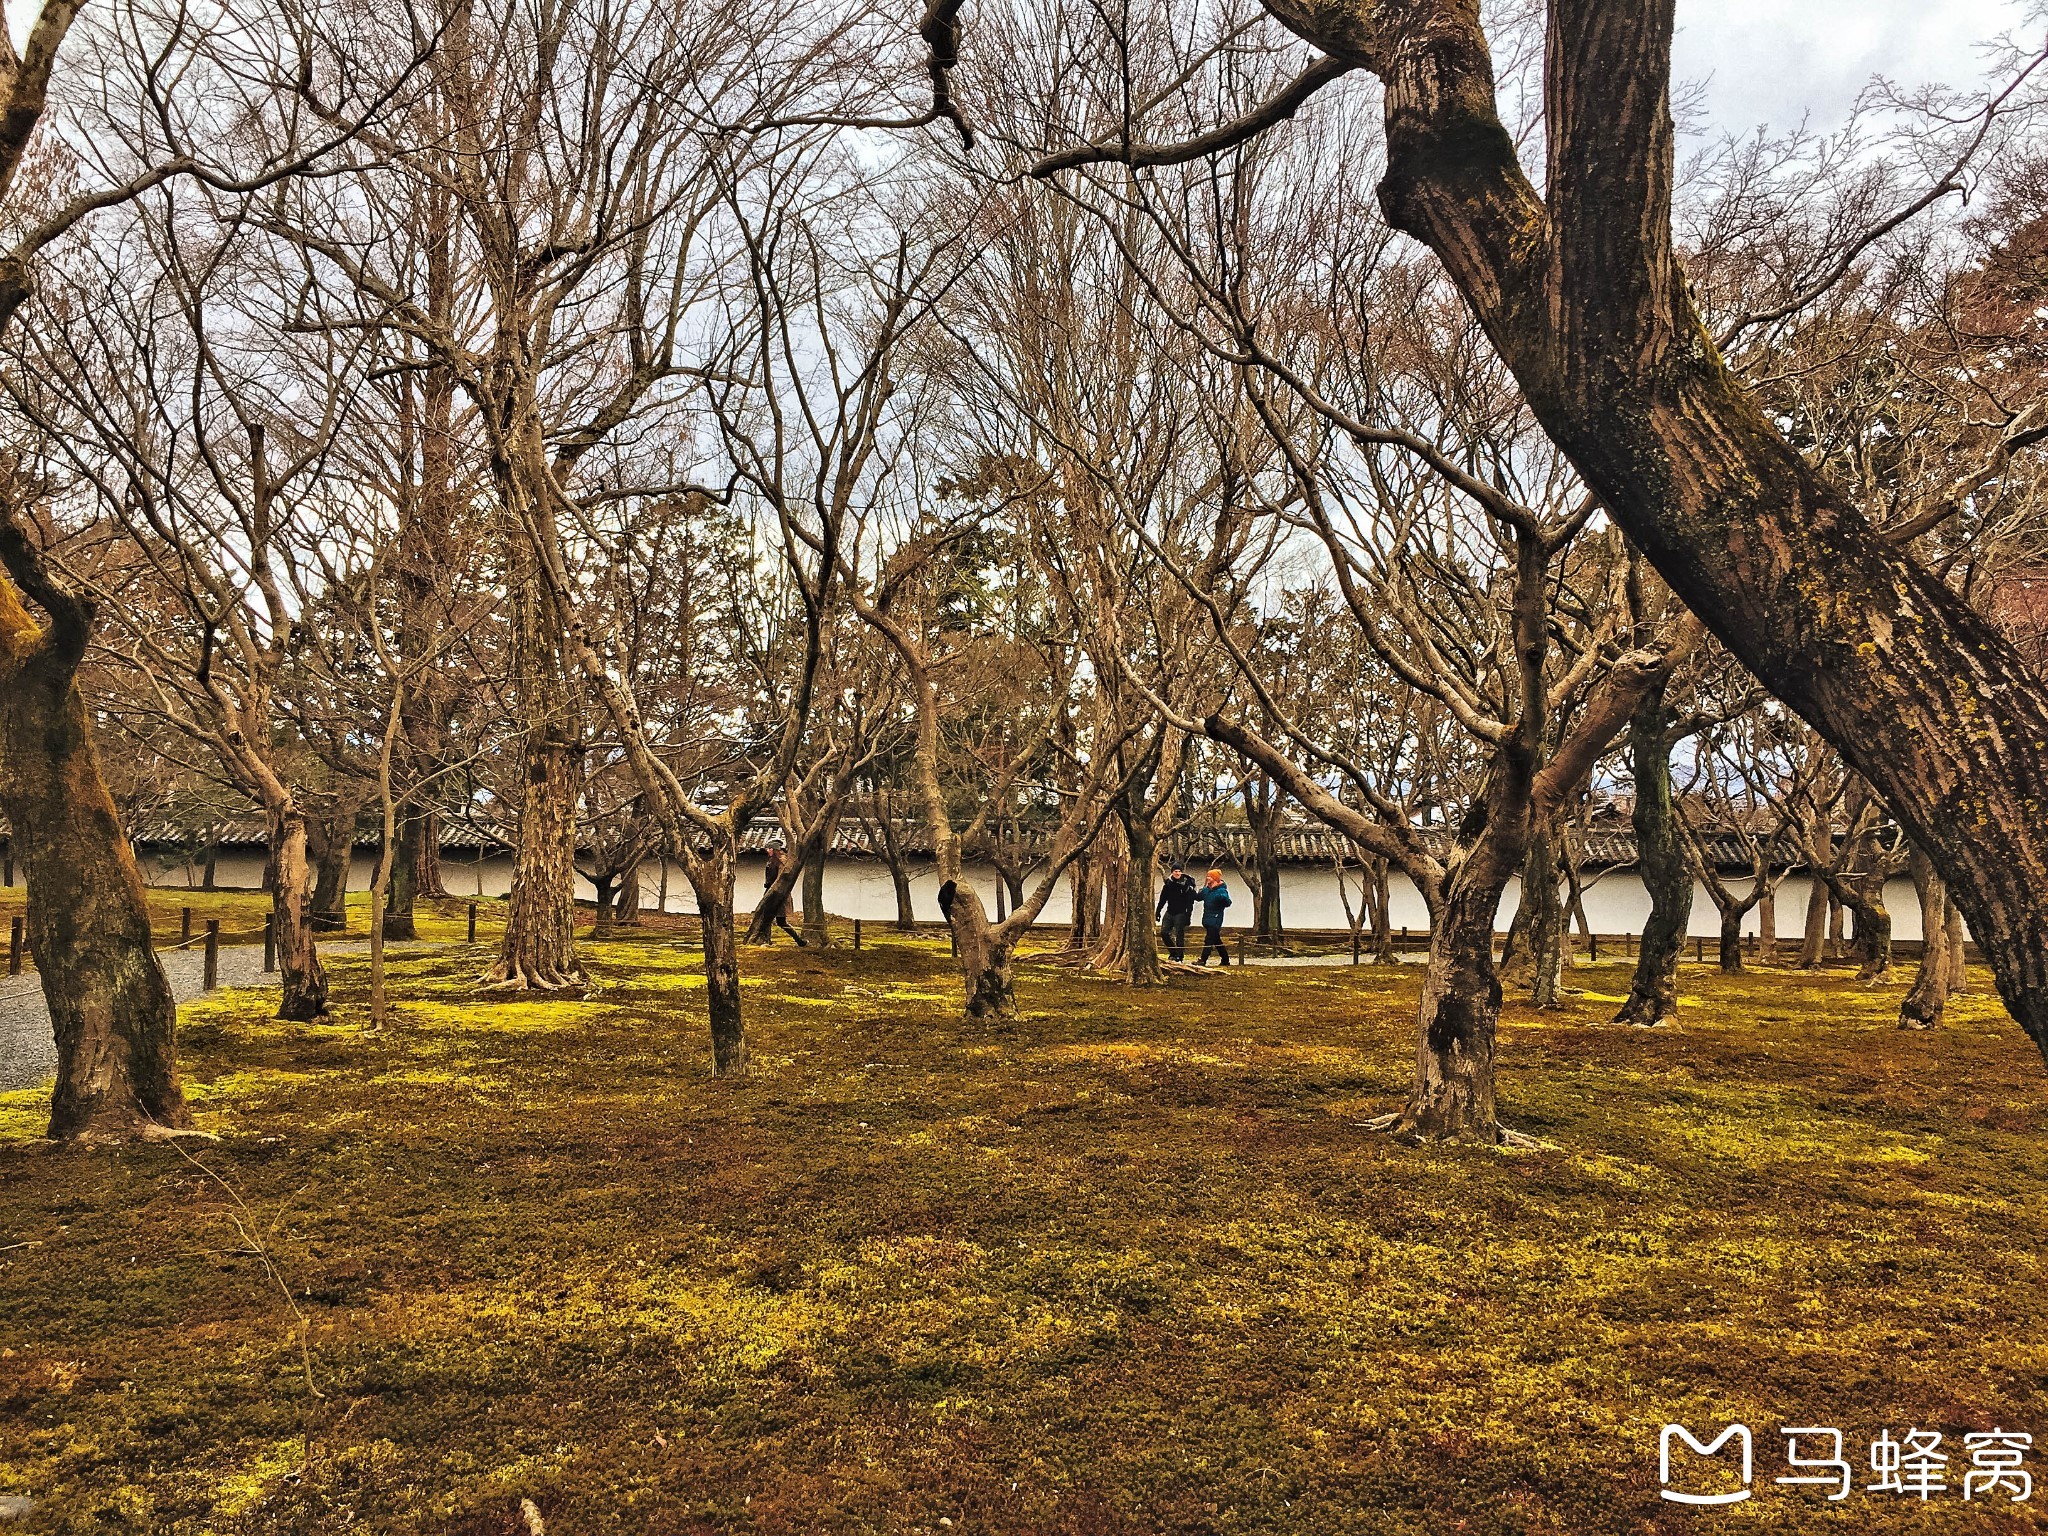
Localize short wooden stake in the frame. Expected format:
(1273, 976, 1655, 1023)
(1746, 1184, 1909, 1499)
(262, 912, 276, 973)
(467, 902, 478, 944)
(1351, 930, 1360, 965)
(203, 921, 220, 990)
(180, 905, 193, 942)
(854, 917, 862, 950)
(8, 916, 21, 976)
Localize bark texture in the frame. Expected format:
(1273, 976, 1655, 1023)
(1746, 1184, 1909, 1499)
(0, 523, 190, 1140)
(1615, 687, 1689, 1024)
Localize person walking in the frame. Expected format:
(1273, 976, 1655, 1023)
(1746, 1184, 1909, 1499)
(760, 843, 804, 946)
(1156, 862, 1198, 961)
(1197, 868, 1233, 966)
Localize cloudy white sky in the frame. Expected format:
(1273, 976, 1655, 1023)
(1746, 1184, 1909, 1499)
(1673, 0, 2035, 137)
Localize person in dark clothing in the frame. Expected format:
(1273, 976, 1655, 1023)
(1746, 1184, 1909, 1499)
(760, 844, 804, 945)
(1156, 863, 1198, 961)
(1197, 868, 1233, 966)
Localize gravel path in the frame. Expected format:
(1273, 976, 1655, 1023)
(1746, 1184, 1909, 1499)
(0, 939, 440, 1094)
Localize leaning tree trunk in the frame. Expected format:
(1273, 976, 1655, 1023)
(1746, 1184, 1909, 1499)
(1305, 0, 2048, 1067)
(1367, 859, 1397, 964)
(874, 809, 917, 929)
(1066, 854, 1093, 949)
(267, 805, 330, 1021)
(1840, 874, 1893, 983)
(616, 863, 641, 927)
(1900, 846, 1952, 1030)
(1616, 688, 1690, 1024)
(1946, 902, 1969, 995)
(939, 879, 1016, 1020)
(687, 855, 747, 1076)
(0, 569, 191, 1141)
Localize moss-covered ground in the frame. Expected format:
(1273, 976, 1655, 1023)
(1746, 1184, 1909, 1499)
(0, 889, 504, 953)
(3, 927, 2045, 1534)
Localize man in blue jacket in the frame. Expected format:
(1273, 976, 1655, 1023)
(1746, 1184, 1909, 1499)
(1156, 863, 1198, 961)
(1197, 868, 1232, 966)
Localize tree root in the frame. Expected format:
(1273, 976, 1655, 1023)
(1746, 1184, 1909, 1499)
(1356, 1110, 1555, 1150)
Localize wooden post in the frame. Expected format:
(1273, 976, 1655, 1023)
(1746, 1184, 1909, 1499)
(180, 905, 193, 942)
(203, 920, 220, 990)
(1694, 936, 1703, 963)
(1590, 931, 1599, 961)
(467, 902, 478, 944)
(854, 917, 862, 950)
(1236, 930, 1245, 965)
(1351, 930, 1360, 966)
(262, 912, 276, 973)
(8, 916, 21, 976)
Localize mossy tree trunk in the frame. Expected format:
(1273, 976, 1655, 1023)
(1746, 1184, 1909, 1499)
(0, 520, 191, 1141)
(1520, 818, 1567, 1009)
(1616, 687, 1690, 1024)
(687, 854, 748, 1075)
(800, 842, 829, 948)
(383, 809, 427, 941)
(307, 797, 358, 933)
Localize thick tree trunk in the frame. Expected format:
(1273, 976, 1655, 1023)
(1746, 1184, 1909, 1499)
(1120, 811, 1163, 985)
(590, 873, 619, 938)
(267, 806, 330, 1021)
(490, 726, 580, 988)
(1838, 874, 1893, 982)
(1384, 872, 1509, 1142)
(1757, 887, 1776, 965)
(1067, 854, 1093, 949)
(1900, 846, 1952, 1029)
(306, 801, 357, 932)
(384, 808, 427, 942)
(800, 843, 829, 948)
(0, 568, 190, 1141)
(413, 808, 448, 899)
(939, 879, 1016, 1019)
(1946, 902, 1969, 995)
(1615, 691, 1690, 1024)
(616, 863, 641, 926)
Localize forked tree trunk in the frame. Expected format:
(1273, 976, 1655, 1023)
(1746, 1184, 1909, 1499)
(1900, 845, 1952, 1030)
(1837, 872, 1893, 982)
(267, 806, 330, 1021)
(0, 563, 191, 1141)
(1616, 691, 1689, 1024)
(1367, 860, 1396, 963)
(939, 879, 1015, 1020)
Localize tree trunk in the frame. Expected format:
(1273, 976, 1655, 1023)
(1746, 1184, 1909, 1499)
(1899, 845, 1951, 1029)
(267, 805, 330, 1021)
(1799, 877, 1828, 969)
(384, 808, 425, 942)
(1840, 873, 1893, 982)
(1757, 887, 1776, 966)
(800, 842, 829, 948)
(689, 856, 748, 1076)
(1946, 902, 1968, 995)
(1522, 819, 1567, 1008)
(1718, 906, 1744, 973)
(1300, 0, 2048, 1066)
(590, 872, 619, 938)
(939, 879, 1016, 1020)
(1367, 859, 1397, 963)
(0, 565, 190, 1141)
(1616, 690, 1689, 1024)
(490, 725, 580, 988)
(307, 800, 357, 933)
(874, 805, 917, 929)
(413, 808, 448, 899)
(616, 863, 641, 926)
(1386, 871, 1508, 1142)
(1067, 853, 1093, 949)
(1119, 810, 1164, 985)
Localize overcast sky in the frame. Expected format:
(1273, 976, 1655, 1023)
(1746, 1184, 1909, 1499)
(1672, 0, 2033, 137)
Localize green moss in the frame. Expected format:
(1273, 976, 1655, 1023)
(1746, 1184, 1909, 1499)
(2, 948, 2046, 1533)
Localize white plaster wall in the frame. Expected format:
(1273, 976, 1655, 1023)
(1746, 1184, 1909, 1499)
(127, 850, 1946, 942)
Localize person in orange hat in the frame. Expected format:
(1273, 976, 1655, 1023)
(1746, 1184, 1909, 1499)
(1197, 868, 1232, 966)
